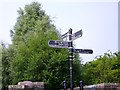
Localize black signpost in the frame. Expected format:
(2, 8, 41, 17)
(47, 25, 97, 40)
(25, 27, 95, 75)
(48, 28, 93, 90)
(68, 28, 73, 90)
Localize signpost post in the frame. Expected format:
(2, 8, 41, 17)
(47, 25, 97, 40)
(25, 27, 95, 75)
(68, 28, 73, 90)
(48, 28, 93, 90)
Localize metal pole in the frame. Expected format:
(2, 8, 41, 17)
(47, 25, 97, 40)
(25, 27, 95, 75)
(63, 80, 67, 90)
(68, 28, 73, 90)
(79, 80, 83, 90)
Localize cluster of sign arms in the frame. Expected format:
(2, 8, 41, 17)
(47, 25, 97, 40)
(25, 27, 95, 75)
(48, 29, 93, 54)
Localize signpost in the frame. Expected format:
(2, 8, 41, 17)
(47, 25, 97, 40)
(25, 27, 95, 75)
(48, 28, 93, 90)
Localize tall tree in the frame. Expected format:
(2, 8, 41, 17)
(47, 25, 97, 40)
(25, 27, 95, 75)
(10, 2, 81, 89)
(1, 42, 13, 90)
(82, 51, 120, 85)
(0, 44, 2, 89)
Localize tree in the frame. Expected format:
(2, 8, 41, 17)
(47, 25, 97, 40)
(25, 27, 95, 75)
(0, 43, 2, 89)
(10, 2, 82, 89)
(82, 51, 120, 85)
(1, 42, 13, 90)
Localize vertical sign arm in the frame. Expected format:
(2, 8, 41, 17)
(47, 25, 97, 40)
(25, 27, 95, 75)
(68, 28, 73, 90)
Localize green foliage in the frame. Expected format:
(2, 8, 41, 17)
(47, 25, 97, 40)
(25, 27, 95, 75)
(1, 42, 13, 90)
(0, 44, 2, 89)
(82, 51, 120, 85)
(2, 1, 119, 89)
(9, 2, 81, 89)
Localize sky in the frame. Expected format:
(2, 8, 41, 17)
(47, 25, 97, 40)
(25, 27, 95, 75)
(0, 0, 119, 63)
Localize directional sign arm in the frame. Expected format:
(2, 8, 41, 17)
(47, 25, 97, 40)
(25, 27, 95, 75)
(48, 40, 58, 45)
(72, 29, 83, 41)
(74, 49, 93, 54)
(48, 40, 68, 48)
(74, 30, 82, 37)
(61, 32, 69, 39)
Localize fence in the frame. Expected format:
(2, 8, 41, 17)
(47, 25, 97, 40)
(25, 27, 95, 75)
(8, 82, 120, 90)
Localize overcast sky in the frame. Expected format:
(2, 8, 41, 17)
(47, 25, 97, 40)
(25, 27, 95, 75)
(0, 0, 118, 63)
